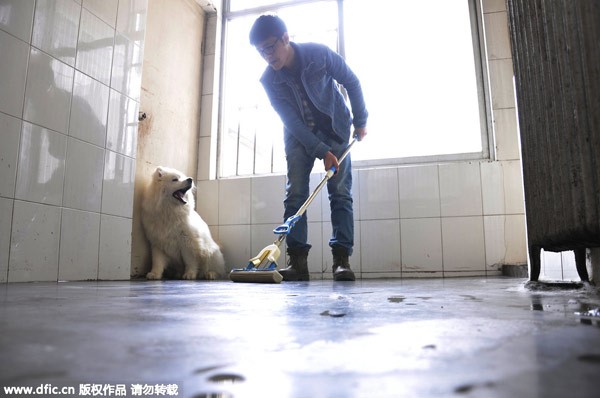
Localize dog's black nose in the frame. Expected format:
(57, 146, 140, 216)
(186, 178, 193, 183)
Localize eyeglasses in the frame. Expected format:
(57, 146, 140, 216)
(257, 37, 281, 57)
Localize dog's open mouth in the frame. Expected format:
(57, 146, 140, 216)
(172, 186, 191, 204)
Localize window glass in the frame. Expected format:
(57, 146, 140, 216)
(344, 0, 483, 161)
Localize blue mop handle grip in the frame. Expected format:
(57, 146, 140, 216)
(273, 214, 302, 235)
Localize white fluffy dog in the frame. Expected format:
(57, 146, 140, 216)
(141, 166, 225, 280)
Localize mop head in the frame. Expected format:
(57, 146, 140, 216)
(229, 269, 283, 283)
(229, 243, 283, 283)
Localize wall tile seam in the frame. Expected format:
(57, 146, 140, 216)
(487, 56, 513, 62)
(482, 10, 508, 16)
(5, 199, 134, 220)
(198, 169, 519, 199)
(50, 5, 143, 101)
(16, 42, 142, 119)
(12, 127, 139, 162)
(109, 83, 144, 104)
(19, 116, 71, 140)
(220, 215, 523, 226)
(488, 58, 514, 66)
(0, 26, 31, 46)
(492, 106, 517, 111)
(81, 3, 118, 31)
(495, 157, 521, 162)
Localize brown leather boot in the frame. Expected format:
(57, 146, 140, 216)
(332, 247, 355, 281)
(278, 249, 309, 281)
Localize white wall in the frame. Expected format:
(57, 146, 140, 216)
(198, 162, 527, 279)
(0, 0, 147, 282)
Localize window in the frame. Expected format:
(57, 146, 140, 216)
(219, 0, 489, 177)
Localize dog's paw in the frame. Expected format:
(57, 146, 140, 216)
(146, 271, 162, 280)
(182, 270, 198, 280)
(204, 271, 219, 281)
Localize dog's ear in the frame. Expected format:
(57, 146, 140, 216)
(155, 167, 165, 179)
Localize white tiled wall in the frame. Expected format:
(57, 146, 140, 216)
(401, 217, 443, 275)
(200, 157, 527, 279)
(15, 122, 68, 206)
(0, 0, 147, 282)
(59, 208, 101, 280)
(439, 162, 483, 217)
(398, 165, 440, 218)
(9, 200, 62, 282)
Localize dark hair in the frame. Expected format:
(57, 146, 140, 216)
(249, 15, 287, 45)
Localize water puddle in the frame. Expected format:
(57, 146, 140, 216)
(387, 296, 405, 303)
(192, 393, 233, 398)
(575, 307, 600, 326)
(207, 373, 245, 384)
(577, 354, 600, 364)
(320, 310, 346, 317)
(525, 281, 585, 291)
(454, 381, 496, 395)
(460, 295, 483, 302)
(193, 365, 229, 374)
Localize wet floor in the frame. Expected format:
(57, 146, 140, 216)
(1, 277, 599, 398)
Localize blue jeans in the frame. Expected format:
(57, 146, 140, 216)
(284, 135, 354, 256)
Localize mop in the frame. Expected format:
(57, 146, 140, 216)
(229, 138, 358, 283)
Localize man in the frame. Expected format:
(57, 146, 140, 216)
(250, 15, 368, 281)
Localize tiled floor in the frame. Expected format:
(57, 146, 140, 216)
(1, 277, 599, 398)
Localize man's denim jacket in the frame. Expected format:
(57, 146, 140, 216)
(260, 42, 368, 159)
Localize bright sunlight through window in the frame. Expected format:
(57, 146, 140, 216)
(220, 0, 487, 177)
